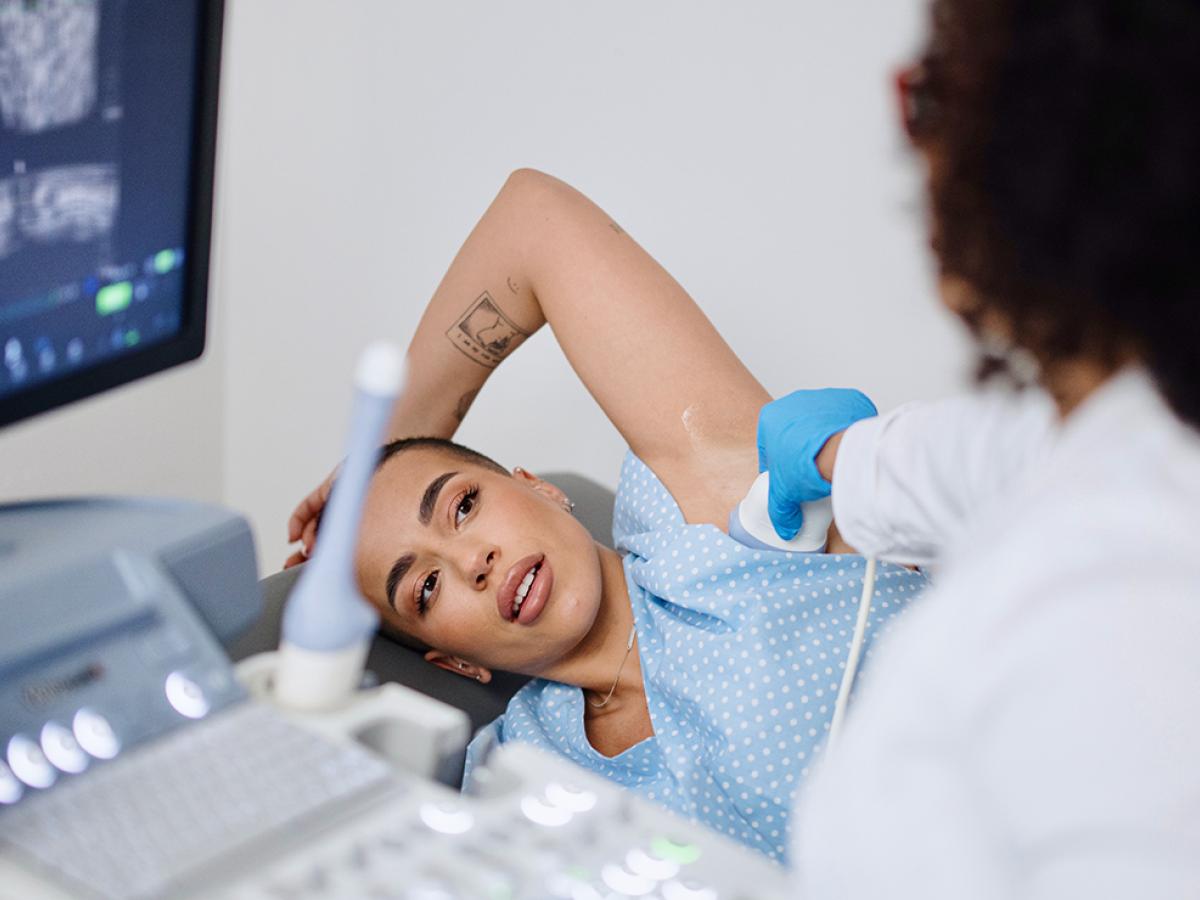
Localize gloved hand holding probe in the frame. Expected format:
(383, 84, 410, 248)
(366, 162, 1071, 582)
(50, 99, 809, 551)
(756, 388, 878, 540)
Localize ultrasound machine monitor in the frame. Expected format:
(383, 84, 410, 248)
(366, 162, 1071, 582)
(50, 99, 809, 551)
(0, 0, 222, 428)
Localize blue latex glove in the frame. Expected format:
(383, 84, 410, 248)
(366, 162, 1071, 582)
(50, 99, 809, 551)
(756, 388, 878, 540)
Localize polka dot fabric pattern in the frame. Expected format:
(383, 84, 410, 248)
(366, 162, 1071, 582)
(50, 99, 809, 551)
(465, 452, 927, 862)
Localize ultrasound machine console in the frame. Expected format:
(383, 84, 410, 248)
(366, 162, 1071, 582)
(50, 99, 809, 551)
(0, 3, 793, 897)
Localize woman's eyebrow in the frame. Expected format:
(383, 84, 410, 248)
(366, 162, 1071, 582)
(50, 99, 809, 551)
(419, 471, 459, 525)
(386, 470, 460, 610)
(385, 552, 416, 612)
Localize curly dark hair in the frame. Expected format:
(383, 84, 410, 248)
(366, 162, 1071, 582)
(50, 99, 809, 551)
(913, 0, 1200, 426)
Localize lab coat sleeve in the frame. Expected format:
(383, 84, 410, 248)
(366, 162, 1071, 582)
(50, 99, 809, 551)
(831, 389, 1057, 567)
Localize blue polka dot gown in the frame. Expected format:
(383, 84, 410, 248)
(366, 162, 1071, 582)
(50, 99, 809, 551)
(465, 453, 927, 862)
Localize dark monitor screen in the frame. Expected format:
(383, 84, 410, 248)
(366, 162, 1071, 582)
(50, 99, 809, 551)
(0, 0, 223, 428)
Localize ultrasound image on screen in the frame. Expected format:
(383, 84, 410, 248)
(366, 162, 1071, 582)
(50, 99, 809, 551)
(0, 0, 201, 402)
(0, 0, 99, 135)
(19, 164, 119, 243)
(0, 165, 120, 261)
(0, 178, 14, 258)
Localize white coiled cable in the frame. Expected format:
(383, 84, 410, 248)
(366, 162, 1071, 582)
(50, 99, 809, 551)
(827, 555, 876, 749)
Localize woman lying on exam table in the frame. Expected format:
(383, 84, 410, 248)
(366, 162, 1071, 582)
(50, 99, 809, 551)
(283, 168, 924, 862)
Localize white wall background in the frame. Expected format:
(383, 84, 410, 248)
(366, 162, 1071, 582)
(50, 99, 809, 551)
(3, 1, 975, 573)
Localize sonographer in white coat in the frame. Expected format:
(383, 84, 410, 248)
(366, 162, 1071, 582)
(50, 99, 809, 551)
(754, 2, 1200, 897)
(787, 375, 1200, 898)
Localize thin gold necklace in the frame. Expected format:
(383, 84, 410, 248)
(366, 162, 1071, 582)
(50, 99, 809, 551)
(586, 623, 638, 709)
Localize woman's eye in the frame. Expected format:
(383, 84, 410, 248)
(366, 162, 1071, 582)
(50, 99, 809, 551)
(417, 572, 438, 614)
(454, 488, 478, 527)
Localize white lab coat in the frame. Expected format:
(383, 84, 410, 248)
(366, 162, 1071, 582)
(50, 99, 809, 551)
(793, 368, 1200, 899)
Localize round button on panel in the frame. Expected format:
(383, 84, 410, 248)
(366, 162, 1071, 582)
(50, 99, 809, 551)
(601, 863, 656, 897)
(544, 781, 598, 813)
(521, 794, 573, 828)
(418, 801, 475, 835)
(0, 760, 24, 804)
(650, 835, 702, 866)
(165, 670, 210, 719)
(627, 847, 681, 881)
(7, 734, 56, 789)
(41, 721, 89, 774)
(73, 708, 120, 760)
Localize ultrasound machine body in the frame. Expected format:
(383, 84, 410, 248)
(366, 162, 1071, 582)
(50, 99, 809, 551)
(0, 497, 259, 788)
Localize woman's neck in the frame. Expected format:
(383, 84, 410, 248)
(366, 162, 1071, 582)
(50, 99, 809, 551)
(1043, 356, 1128, 418)
(543, 543, 645, 711)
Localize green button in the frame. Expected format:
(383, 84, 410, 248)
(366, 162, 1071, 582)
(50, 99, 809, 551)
(154, 249, 176, 274)
(124, 329, 140, 347)
(650, 835, 701, 865)
(96, 281, 132, 315)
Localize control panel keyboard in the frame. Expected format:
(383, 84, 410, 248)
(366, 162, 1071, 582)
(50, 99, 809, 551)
(2, 702, 793, 899)
(221, 741, 792, 900)
(1, 703, 396, 899)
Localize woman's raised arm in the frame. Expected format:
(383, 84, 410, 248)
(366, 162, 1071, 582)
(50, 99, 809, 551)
(288, 169, 768, 559)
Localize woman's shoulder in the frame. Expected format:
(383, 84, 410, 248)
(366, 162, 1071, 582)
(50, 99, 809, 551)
(613, 451, 687, 546)
(499, 678, 585, 739)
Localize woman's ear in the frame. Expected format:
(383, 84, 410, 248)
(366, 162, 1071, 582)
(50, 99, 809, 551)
(937, 273, 982, 318)
(424, 649, 492, 684)
(512, 467, 571, 510)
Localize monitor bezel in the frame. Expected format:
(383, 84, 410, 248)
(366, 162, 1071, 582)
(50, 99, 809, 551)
(0, 0, 226, 430)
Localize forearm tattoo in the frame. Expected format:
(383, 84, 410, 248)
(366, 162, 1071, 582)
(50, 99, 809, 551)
(445, 291, 531, 369)
(506, 276, 520, 295)
(453, 388, 479, 424)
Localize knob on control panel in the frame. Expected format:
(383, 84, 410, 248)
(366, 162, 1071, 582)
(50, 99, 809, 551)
(73, 708, 120, 760)
(7, 734, 57, 789)
(41, 721, 90, 774)
(165, 671, 210, 719)
(0, 759, 24, 804)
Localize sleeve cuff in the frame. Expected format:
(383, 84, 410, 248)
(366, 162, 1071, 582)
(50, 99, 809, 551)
(830, 414, 890, 557)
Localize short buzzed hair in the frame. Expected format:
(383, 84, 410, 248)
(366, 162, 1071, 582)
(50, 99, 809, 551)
(375, 436, 509, 476)
(314, 436, 509, 538)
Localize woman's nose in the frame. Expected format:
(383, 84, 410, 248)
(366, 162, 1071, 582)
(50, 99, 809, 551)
(468, 546, 497, 588)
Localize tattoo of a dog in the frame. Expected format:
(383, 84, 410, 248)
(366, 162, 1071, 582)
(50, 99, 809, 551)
(445, 292, 531, 368)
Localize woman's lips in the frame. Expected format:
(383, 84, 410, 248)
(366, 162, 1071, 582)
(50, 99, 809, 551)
(516, 561, 552, 625)
(497, 553, 545, 622)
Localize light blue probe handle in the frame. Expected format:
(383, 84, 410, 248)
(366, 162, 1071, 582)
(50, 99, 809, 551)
(281, 343, 404, 652)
